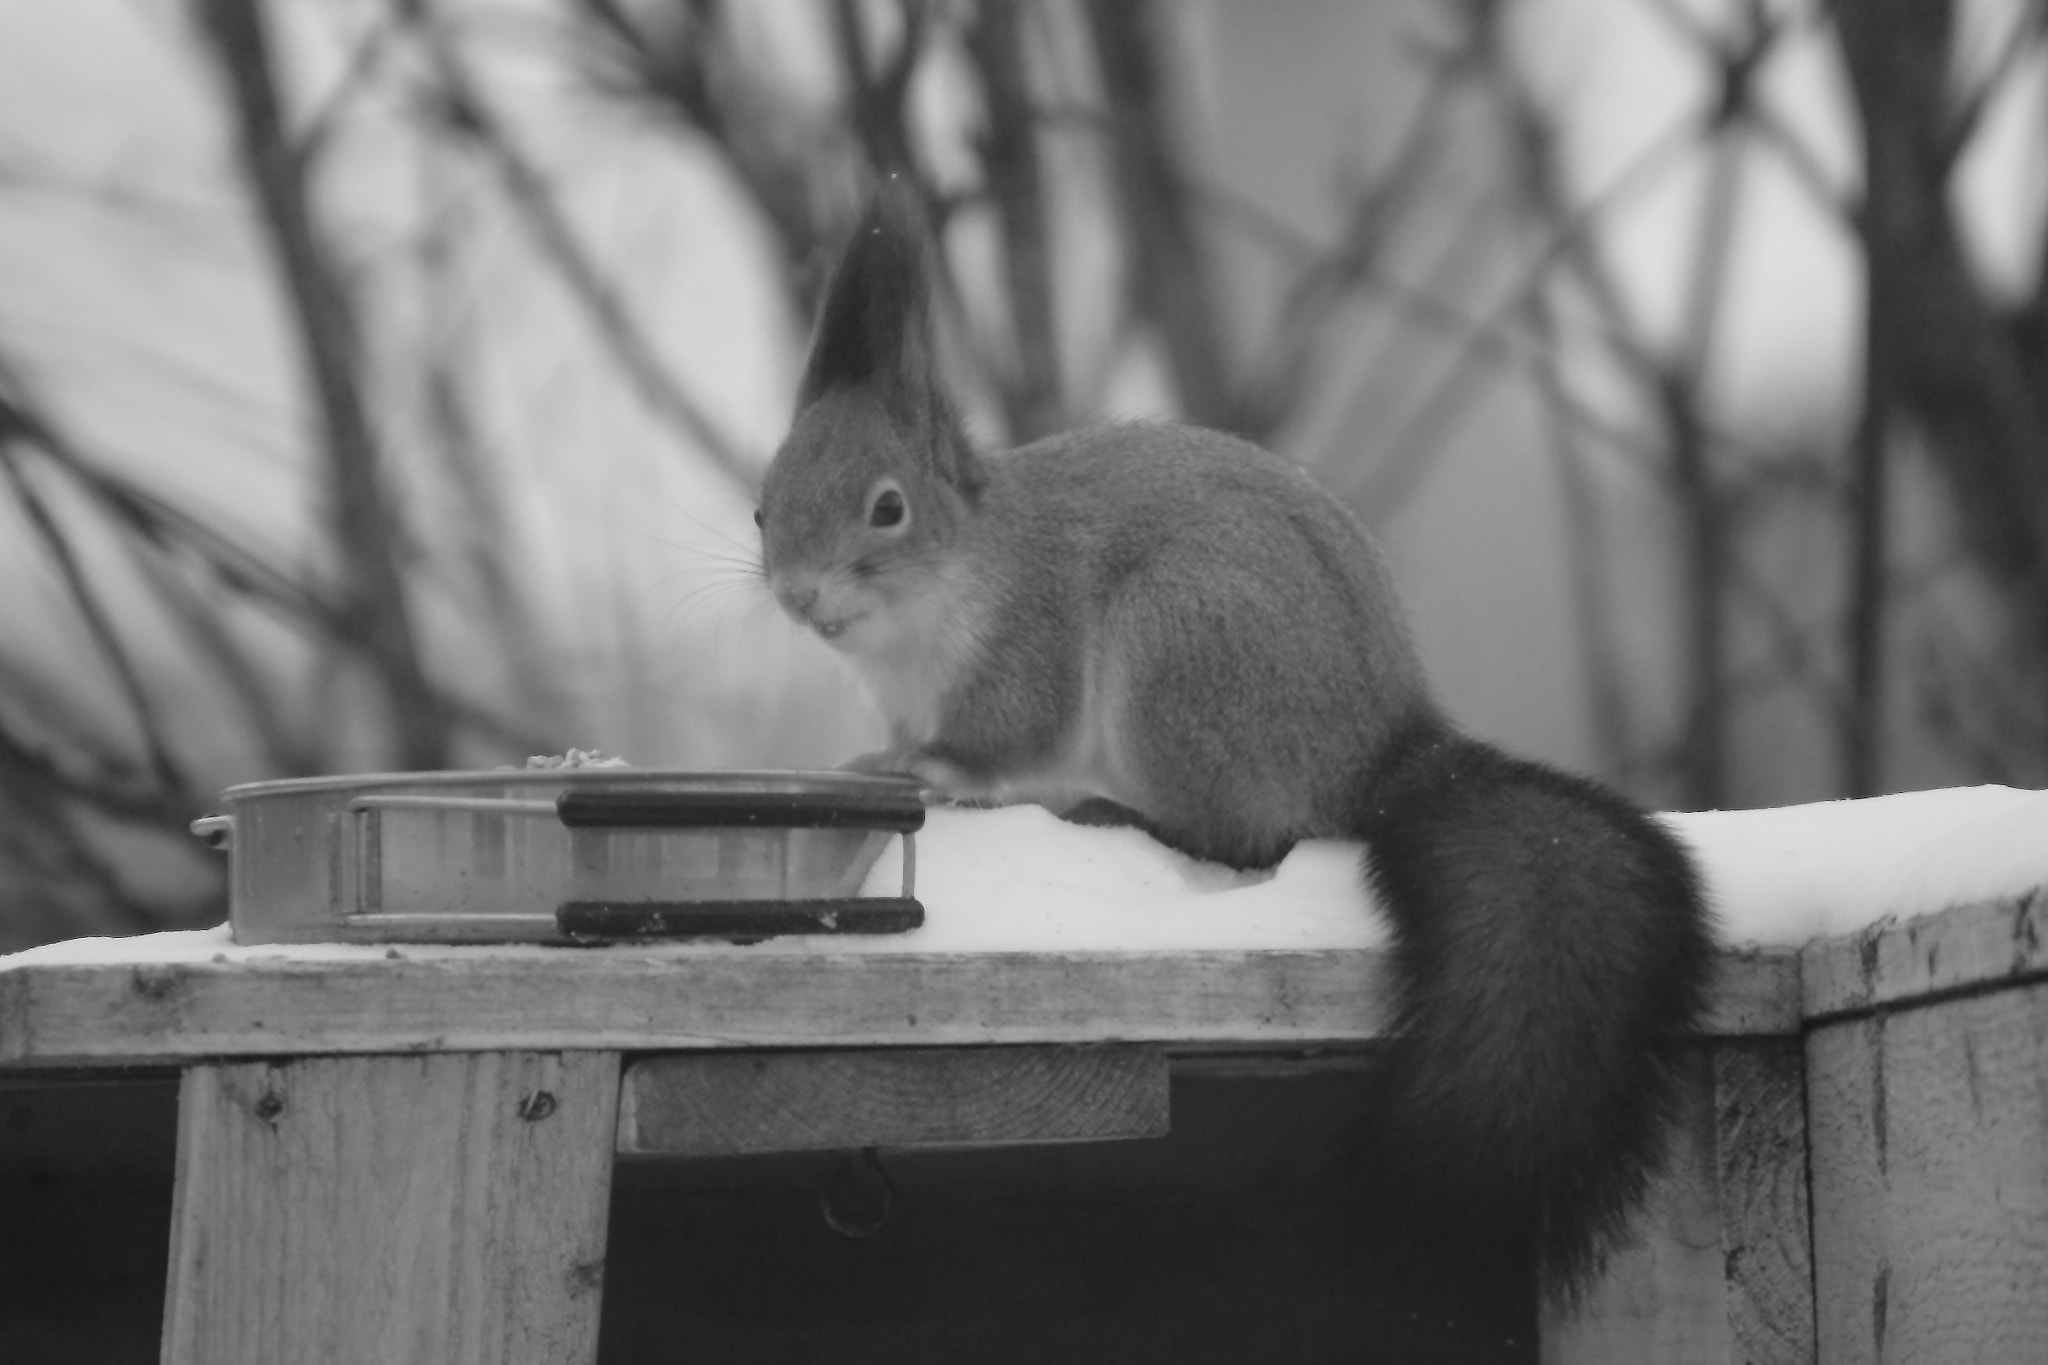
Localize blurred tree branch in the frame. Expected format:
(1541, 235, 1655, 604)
(569, 0, 843, 306)
(398, 0, 762, 492)
(194, 0, 452, 770)
(1081, 0, 1234, 434)
(964, 0, 1062, 442)
(413, 139, 572, 739)
(1834, 0, 2048, 792)
(0, 406, 188, 800)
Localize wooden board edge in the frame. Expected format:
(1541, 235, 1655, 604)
(618, 1044, 1170, 1156)
(1707, 947, 1802, 1037)
(1801, 889, 2048, 1022)
(1713, 1038, 1817, 1365)
(0, 970, 26, 1066)
(0, 945, 1798, 1070)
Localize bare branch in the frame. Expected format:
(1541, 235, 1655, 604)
(0, 370, 337, 631)
(1835, 0, 2048, 789)
(567, 0, 839, 310)
(398, 0, 763, 493)
(0, 424, 189, 799)
(0, 658, 200, 828)
(963, 0, 1063, 441)
(1081, 0, 1235, 432)
(831, 0, 929, 177)
(1231, 44, 1465, 446)
(411, 159, 575, 744)
(193, 0, 452, 770)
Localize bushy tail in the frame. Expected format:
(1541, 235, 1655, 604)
(1351, 720, 1716, 1299)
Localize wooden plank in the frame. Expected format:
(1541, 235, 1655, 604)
(1714, 947, 1803, 1036)
(160, 1051, 619, 1365)
(1807, 983, 2048, 1364)
(1539, 1039, 1813, 1365)
(1713, 1039, 1816, 1364)
(619, 1045, 1168, 1156)
(1802, 890, 2047, 1023)
(1539, 1050, 1731, 1364)
(0, 945, 1799, 1070)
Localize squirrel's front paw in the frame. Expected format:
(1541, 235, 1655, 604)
(842, 749, 971, 803)
(843, 749, 914, 778)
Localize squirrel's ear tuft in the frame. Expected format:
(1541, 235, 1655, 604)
(796, 179, 933, 410)
(793, 177, 983, 495)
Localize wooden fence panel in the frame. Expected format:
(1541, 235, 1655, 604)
(1808, 984, 2048, 1364)
(160, 1051, 619, 1365)
(1541, 1038, 1814, 1364)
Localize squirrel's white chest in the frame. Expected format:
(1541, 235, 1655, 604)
(831, 576, 986, 743)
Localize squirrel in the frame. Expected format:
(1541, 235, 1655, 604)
(754, 185, 1716, 1300)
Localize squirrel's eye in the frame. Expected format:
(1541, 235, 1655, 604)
(752, 508, 764, 529)
(869, 487, 907, 530)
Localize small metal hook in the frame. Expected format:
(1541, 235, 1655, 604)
(819, 1146, 894, 1239)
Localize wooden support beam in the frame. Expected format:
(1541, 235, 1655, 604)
(0, 944, 1802, 1069)
(160, 1051, 619, 1365)
(1803, 890, 2048, 1023)
(619, 1045, 1168, 1156)
(1711, 1041, 1819, 1360)
(1806, 983, 2048, 1363)
(1540, 1038, 1814, 1364)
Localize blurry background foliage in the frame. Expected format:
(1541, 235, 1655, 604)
(1, 0, 2046, 948)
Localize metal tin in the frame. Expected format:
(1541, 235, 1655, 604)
(194, 769, 925, 945)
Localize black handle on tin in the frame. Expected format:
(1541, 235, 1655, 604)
(556, 897, 924, 941)
(554, 786, 926, 833)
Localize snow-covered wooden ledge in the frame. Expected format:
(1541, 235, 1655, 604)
(18, 783, 2048, 1066)
(0, 937, 1802, 1068)
(4, 786, 2047, 1365)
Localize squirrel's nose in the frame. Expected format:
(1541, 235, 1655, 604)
(775, 580, 819, 618)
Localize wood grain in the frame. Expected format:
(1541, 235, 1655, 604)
(1713, 1039, 1816, 1365)
(1540, 1050, 1732, 1364)
(1803, 890, 2047, 1023)
(160, 1051, 619, 1365)
(0, 945, 1800, 1069)
(1808, 983, 2048, 1364)
(619, 1045, 1168, 1156)
(1539, 1039, 1814, 1365)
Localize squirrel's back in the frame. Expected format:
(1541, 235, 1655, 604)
(962, 421, 1427, 855)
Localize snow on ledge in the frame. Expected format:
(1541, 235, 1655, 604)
(6, 785, 2046, 968)
(1666, 784, 2048, 942)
